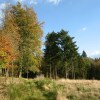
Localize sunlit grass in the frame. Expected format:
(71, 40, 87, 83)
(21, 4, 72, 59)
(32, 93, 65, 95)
(0, 77, 100, 100)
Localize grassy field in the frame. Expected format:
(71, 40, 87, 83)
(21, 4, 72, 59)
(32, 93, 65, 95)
(0, 77, 100, 100)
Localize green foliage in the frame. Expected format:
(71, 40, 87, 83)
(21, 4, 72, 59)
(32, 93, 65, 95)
(43, 30, 100, 80)
(81, 50, 87, 57)
(43, 30, 79, 79)
(0, 2, 100, 80)
(11, 2, 43, 75)
(0, 2, 43, 77)
(88, 58, 100, 79)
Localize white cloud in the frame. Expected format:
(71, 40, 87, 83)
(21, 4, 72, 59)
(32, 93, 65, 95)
(29, 0, 62, 5)
(0, 3, 6, 9)
(82, 27, 87, 31)
(88, 50, 100, 58)
(30, 0, 38, 5)
(15, 0, 25, 2)
(47, 0, 62, 5)
(0, 3, 6, 19)
(20, 0, 25, 2)
(77, 27, 87, 33)
(91, 51, 100, 55)
(14, 0, 62, 5)
(14, 0, 38, 5)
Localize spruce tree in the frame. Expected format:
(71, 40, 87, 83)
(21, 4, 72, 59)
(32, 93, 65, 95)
(81, 50, 87, 57)
(43, 30, 79, 79)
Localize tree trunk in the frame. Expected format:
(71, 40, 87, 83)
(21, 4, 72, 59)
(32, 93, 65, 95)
(73, 66, 75, 79)
(27, 70, 28, 79)
(53, 66, 55, 79)
(2, 68, 4, 76)
(6, 68, 9, 77)
(19, 71, 22, 78)
(56, 67, 57, 79)
(4, 68, 7, 84)
(65, 70, 68, 79)
(11, 61, 14, 82)
(46, 71, 48, 78)
(50, 64, 51, 79)
(72, 66, 74, 79)
(55, 66, 57, 79)
(83, 72, 84, 79)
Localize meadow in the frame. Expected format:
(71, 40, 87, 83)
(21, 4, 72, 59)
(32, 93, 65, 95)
(0, 77, 100, 100)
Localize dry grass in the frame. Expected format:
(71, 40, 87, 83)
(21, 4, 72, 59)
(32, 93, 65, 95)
(56, 79, 100, 100)
(0, 77, 7, 100)
(0, 77, 100, 100)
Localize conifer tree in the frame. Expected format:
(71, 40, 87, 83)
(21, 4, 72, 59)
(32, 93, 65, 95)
(43, 30, 79, 79)
(81, 50, 87, 57)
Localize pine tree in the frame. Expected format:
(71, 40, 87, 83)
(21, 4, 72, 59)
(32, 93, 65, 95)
(81, 50, 87, 57)
(43, 30, 79, 79)
(58, 30, 79, 79)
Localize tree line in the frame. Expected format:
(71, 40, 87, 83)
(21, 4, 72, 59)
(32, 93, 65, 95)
(0, 2, 100, 79)
(42, 31, 100, 80)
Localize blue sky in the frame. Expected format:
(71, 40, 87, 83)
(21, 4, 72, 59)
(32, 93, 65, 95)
(0, 0, 100, 57)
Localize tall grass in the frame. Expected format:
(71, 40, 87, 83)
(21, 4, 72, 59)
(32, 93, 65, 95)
(7, 78, 60, 100)
(6, 78, 100, 100)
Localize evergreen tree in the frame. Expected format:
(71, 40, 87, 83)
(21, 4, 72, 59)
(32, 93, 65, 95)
(44, 31, 60, 78)
(81, 50, 87, 57)
(43, 30, 79, 79)
(58, 30, 79, 79)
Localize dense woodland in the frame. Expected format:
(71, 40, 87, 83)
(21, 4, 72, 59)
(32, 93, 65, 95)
(0, 2, 100, 80)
